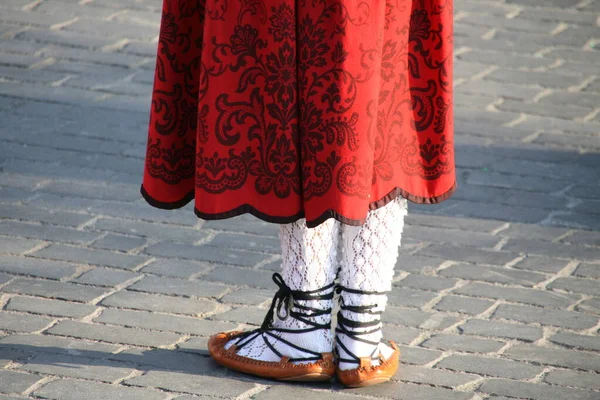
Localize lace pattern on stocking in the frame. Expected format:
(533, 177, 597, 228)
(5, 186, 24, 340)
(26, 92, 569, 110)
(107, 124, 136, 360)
(225, 218, 339, 364)
(336, 197, 408, 367)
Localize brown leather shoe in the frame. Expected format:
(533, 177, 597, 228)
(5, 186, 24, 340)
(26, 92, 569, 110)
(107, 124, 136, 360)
(336, 341, 400, 387)
(208, 330, 336, 382)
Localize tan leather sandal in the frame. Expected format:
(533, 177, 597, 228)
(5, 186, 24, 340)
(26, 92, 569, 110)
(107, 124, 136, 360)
(333, 285, 400, 387)
(335, 340, 400, 387)
(208, 273, 336, 382)
(209, 330, 335, 381)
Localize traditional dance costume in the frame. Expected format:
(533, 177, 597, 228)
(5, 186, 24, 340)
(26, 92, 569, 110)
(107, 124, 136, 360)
(141, 0, 454, 386)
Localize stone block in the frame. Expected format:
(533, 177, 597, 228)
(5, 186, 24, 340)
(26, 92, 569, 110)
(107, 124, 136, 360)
(94, 308, 236, 336)
(384, 326, 422, 345)
(125, 371, 256, 397)
(32, 244, 149, 270)
(350, 381, 473, 400)
(545, 370, 600, 391)
(422, 334, 505, 353)
(458, 319, 543, 342)
(129, 276, 229, 298)
(253, 386, 361, 400)
(144, 242, 268, 267)
(207, 233, 280, 254)
(504, 344, 600, 371)
(459, 75, 545, 98)
(388, 288, 438, 308)
(569, 185, 600, 200)
(202, 214, 279, 237)
(0, 370, 41, 395)
(567, 232, 600, 248)
(512, 257, 570, 273)
(221, 288, 272, 305)
(395, 275, 458, 292)
(201, 266, 275, 289)
(5, 296, 96, 318)
(211, 307, 266, 325)
(549, 277, 600, 296)
(74, 268, 141, 287)
(479, 378, 598, 400)
(486, 68, 584, 89)
(395, 364, 480, 388)
(395, 254, 446, 274)
(499, 223, 571, 242)
(2, 279, 107, 302)
(550, 212, 600, 231)
(38, 181, 140, 202)
(48, 320, 181, 347)
(90, 218, 210, 244)
(576, 298, 600, 314)
(140, 259, 213, 279)
(0, 221, 99, 245)
(454, 283, 577, 308)
(0, 238, 43, 255)
(422, 245, 520, 266)
(499, 99, 590, 119)
(467, 170, 569, 194)
(447, 201, 550, 224)
(503, 238, 600, 262)
(407, 214, 506, 233)
(437, 354, 543, 380)
(440, 264, 546, 286)
(20, 352, 135, 382)
(385, 307, 433, 328)
(177, 337, 209, 356)
(549, 331, 600, 352)
(34, 379, 167, 400)
(100, 290, 219, 316)
(493, 304, 597, 329)
(0, 334, 119, 358)
(573, 263, 600, 279)
(434, 295, 494, 315)
(404, 225, 500, 248)
(109, 348, 216, 375)
(0, 256, 78, 280)
(0, 312, 54, 333)
(90, 234, 146, 252)
(399, 346, 444, 365)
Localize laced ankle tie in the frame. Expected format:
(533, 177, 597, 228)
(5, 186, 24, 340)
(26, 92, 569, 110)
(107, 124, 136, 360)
(335, 285, 388, 366)
(232, 273, 335, 363)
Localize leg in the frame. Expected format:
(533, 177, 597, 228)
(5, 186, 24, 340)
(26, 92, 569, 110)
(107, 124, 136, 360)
(335, 197, 408, 384)
(209, 217, 339, 381)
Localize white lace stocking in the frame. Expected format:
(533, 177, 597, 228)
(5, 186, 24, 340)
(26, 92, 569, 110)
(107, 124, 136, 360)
(337, 197, 408, 370)
(224, 217, 339, 364)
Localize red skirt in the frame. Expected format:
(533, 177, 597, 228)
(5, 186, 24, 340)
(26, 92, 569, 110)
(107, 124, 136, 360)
(141, 0, 456, 228)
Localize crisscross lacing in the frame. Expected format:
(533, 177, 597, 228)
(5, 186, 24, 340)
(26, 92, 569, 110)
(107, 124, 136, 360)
(224, 217, 339, 364)
(225, 273, 335, 363)
(336, 196, 408, 370)
(335, 286, 390, 367)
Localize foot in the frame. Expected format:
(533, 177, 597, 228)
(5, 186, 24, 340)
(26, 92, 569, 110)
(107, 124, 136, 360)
(336, 338, 396, 371)
(333, 285, 399, 385)
(208, 273, 337, 381)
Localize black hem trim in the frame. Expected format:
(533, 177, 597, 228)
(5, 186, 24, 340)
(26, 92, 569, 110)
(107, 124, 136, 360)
(140, 181, 457, 228)
(140, 185, 195, 210)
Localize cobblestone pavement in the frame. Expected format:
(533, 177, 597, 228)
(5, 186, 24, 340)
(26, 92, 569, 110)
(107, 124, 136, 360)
(0, 0, 599, 399)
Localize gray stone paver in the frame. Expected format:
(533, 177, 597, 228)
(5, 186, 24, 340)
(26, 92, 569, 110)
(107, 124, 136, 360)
(0, 1, 599, 399)
(125, 371, 257, 397)
(34, 379, 168, 400)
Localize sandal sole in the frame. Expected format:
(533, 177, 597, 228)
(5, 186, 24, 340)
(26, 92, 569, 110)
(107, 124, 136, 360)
(280, 372, 334, 382)
(209, 331, 336, 383)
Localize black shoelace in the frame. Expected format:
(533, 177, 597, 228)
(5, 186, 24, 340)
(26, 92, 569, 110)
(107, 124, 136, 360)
(231, 273, 335, 363)
(334, 285, 387, 365)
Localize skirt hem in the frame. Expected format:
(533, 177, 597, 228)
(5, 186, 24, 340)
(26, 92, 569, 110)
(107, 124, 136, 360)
(140, 181, 457, 228)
